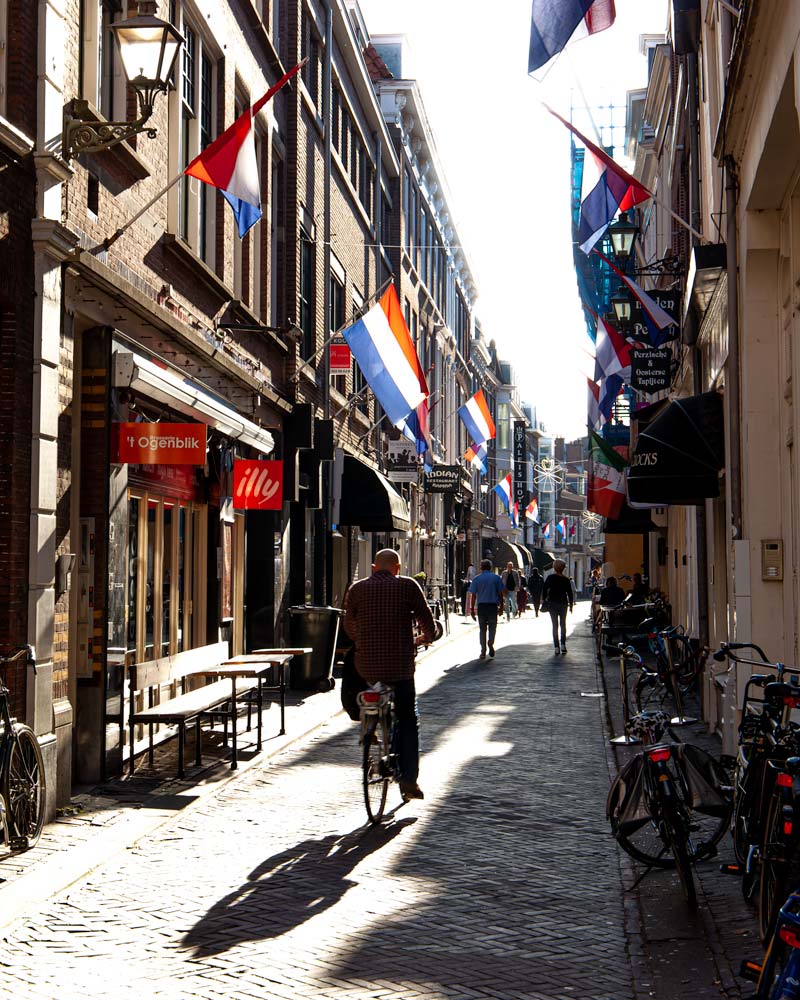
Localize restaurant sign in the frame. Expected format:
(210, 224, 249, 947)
(630, 349, 672, 393)
(114, 422, 207, 464)
(424, 465, 461, 493)
(233, 459, 283, 510)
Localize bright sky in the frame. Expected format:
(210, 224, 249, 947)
(358, 0, 670, 441)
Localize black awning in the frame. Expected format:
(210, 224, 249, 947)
(488, 538, 523, 571)
(339, 456, 410, 532)
(627, 392, 724, 506)
(604, 502, 657, 534)
(532, 547, 555, 571)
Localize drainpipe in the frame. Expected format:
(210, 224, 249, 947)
(321, 0, 333, 603)
(725, 157, 742, 542)
(687, 52, 709, 647)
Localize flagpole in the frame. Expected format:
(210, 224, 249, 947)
(96, 171, 185, 252)
(654, 195, 704, 243)
(289, 274, 394, 384)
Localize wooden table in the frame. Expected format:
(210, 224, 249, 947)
(198, 652, 295, 769)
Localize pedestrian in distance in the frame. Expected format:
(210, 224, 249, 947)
(461, 562, 476, 617)
(527, 567, 544, 616)
(343, 548, 435, 801)
(517, 581, 528, 615)
(467, 558, 506, 661)
(541, 559, 575, 655)
(501, 561, 519, 620)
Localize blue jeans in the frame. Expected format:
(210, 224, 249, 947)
(505, 592, 518, 619)
(477, 602, 499, 654)
(392, 678, 419, 783)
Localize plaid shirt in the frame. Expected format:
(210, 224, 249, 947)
(343, 571, 435, 682)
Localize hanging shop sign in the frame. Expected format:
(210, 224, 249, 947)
(424, 465, 461, 493)
(630, 349, 672, 393)
(233, 459, 284, 510)
(385, 438, 419, 483)
(329, 336, 352, 373)
(114, 422, 207, 464)
(630, 290, 681, 343)
(513, 420, 528, 507)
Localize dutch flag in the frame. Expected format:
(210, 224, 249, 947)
(343, 284, 427, 430)
(458, 390, 496, 446)
(494, 473, 512, 512)
(185, 62, 303, 238)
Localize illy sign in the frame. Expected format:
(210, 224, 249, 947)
(233, 459, 283, 510)
(114, 422, 207, 464)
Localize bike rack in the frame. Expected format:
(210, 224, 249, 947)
(666, 633, 697, 726)
(609, 646, 640, 745)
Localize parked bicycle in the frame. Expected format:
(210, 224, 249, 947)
(607, 702, 732, 909)
(741, 889, 800, 998)
(714, 641, 800, 941)
(0, 646, 45, 851)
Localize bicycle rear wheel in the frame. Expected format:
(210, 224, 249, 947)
(666, 812, 697, 909)
(4, 724, 45, 849)
(758, 796, 800, 943)
(362, 714, 390, 824)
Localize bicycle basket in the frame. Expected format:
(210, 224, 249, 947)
(673, 743, 733, 817)
(607, 755, 651, 836)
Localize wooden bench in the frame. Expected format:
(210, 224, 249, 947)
(128, 642, 259, 778)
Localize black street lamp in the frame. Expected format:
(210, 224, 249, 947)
(608, 210, 638, 264)
(610, 285, 633, 329)
(63, 2, 183, 159)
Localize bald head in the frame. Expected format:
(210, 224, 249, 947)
(373, 548, 401, 574)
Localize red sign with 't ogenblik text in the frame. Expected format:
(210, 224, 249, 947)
(114, 423, 207, 465)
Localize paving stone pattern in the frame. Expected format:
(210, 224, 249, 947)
(0, 608, 731, 1000)
(1, 611, 634, 1000)
(600, 638, 757, 999)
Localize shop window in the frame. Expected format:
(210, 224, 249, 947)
(330, 273, 346, 396)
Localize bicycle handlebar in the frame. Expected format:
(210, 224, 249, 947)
(712, 641, 771, 663)
(0, 645, 36, 670)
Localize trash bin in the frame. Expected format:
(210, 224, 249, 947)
(286, 605, 342, 692)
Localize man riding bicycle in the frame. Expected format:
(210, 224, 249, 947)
(343, 549, 435, 801)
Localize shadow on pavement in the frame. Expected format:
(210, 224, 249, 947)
(182, 618, 635, 997)
(182, 816, 417, 956)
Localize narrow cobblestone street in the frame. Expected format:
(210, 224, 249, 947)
(0, 609, 758, 999)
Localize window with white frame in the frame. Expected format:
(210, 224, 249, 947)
(168, 8, 217, 266)
(81, 0, 125, 122)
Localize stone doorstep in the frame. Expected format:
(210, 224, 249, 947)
(0, 619, 476, 933)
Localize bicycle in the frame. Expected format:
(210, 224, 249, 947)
(607, 709, 732, 909)
(357, 683, 399, 824)
(0, 646, 46, 851)
(713, 642, 800, 938)
(741, 889, 800, 997)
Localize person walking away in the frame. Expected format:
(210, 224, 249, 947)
(461, 563, 476, 617)
(501, 562, 519, 620)
(542, 559, 574, 655)
(343, 548, 435, 801)
(527, 567, 544, 617)
(467, 559, 505, 660)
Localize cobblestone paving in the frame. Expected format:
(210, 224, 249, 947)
(1, 611, 638, 999)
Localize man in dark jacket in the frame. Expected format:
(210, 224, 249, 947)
(527, 568, 544, 616)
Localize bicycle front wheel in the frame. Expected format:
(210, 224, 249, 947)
(363, 715, 390, 825)
(4, 724, 45, 849)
